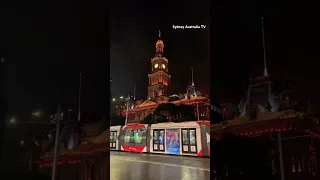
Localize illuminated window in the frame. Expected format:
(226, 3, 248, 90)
(181, 128, 197, 153)
(153, 129, 165, 151)
(189, 130, 196, 145)
(124, 130, 133, 143)
(110, 131, 117, 149)
(133, 130, 144, 144)
(182, 130, 189, 145)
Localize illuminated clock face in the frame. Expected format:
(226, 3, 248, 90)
(162, 64, 166, 69)
(154, 63, 159, 68)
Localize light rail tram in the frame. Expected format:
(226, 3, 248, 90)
(110, 121, 210, 157)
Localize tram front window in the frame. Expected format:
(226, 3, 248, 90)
(133, 130, 143, 144)
(124, 130, 133, 143)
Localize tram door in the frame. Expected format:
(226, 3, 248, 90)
(181, 128, 197, 154)
(153, 129, 165, 151)
(110, 131, 117, 149)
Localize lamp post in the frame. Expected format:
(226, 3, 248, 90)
(196, 90, 202, 121)
(196, 103, 200, 121)
(51, 104, 62, 180)
(12, 106, 63, 179)
(125, 95, 130, 125)
(8, 111, 46, 172)
(278, 132, 285, 180)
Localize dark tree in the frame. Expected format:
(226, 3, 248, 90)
(141, 113, 169, 124)
(156, 115, 169, 123)
(141, 114, 155, 124)
(141, 103, 196, 125)
(110, 115, 125, 126)
(174, 104, 197, 122)
(153, 103, 196, 122)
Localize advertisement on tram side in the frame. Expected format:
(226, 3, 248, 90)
(166, 129, 180, 155)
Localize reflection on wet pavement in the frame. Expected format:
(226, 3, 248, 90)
(110, 151, 210, 180)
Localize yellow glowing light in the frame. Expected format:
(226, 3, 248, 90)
(154, 63, 159, 68)
(32, 111, 41, 117)
(9, 117, 16, 124)
(162, 64, 166, 69)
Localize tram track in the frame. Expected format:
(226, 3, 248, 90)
(111, 156, 210, 172)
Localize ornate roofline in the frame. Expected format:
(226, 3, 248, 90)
(151, 57, 168, 63)
(148, 71, 170, 77)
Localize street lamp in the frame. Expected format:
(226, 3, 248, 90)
(8, 114, 47, 172)
(9, 118, 47, 125)
(125, 95, 130, 125)
(32, 111, 42, 117)
(9, 117, 16, 124)
(8, 110, 47, 125)
(196, 90, 202, 121)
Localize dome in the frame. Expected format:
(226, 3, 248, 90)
(156, 39, 164, 46)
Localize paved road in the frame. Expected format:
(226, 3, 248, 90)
(110, 151, 210, 180)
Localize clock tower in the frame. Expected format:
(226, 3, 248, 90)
(148, 31, 171, 102)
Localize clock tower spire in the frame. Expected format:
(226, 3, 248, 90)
(155, 30, 164, 57)
(148, 31, 171, 102)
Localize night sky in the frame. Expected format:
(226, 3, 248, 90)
(1, 0, 320, 120)
(0, 0, 110, 171)
(212, 0, 320, 110)
(1, 1, 109, 120)
(111, 0, 210, 100)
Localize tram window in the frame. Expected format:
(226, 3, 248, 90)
(133, 130, 144, 144)
(182, 130, 189, 145)
(124, 130, 133, 143)
(153, 129, 165, 151)
(110, 132, 113, 142)
(110, 131, 117, 143)
(153, 130, 159, 150)
(159, 130, 164, 145)
(189, 130, 196, 146)
(181, 128, 197, 153)
(110, 131, 117, 148)
(154, 130, 159, 142)
(113, 132, 117, 142)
